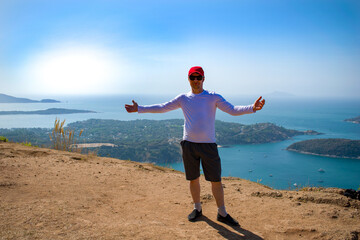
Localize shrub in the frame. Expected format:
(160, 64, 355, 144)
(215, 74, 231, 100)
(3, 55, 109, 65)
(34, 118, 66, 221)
(21, 141, 33, 147)
(0, 136, 8, 142)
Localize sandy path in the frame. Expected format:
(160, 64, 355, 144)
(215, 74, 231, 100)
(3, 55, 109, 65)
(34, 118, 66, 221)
(1, 142, 359, 239)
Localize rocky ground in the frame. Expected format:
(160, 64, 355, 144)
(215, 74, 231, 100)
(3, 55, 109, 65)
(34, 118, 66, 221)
(1, 142, 359, 239)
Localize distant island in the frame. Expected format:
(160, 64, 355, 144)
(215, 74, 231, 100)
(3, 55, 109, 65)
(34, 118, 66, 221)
(345, 116, 360, 124)
(287, 138, 360, 159)
(0, 119, 321, 163)
(0, 108, 96, 115)
(0, 93, 60, 103)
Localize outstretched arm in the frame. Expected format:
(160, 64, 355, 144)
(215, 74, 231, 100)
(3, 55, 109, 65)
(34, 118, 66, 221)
(125, 100, 138, 113)
(125, 95, 181, 114)
(253, 96, 265, 112)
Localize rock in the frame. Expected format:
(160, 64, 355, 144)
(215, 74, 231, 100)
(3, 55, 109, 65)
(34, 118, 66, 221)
(251, 191, 283, 198)
(343, 189, 360, 200)
(350, 231, 359, 240)
(201, 193, 213, 201)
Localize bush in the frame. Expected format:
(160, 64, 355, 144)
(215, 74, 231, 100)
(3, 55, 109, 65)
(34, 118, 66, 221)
(0, 136, 8, 142)
(21, 141, 33, 147)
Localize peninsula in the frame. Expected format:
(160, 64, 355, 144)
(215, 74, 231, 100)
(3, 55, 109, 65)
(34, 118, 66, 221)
(287, 138, 360, 159)
(0, 119, 321, 163)
(0, 108, 96, 115)
(0, 93, 60, 103)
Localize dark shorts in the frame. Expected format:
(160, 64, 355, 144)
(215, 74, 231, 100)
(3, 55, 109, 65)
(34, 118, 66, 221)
(180, 140, 222, 182)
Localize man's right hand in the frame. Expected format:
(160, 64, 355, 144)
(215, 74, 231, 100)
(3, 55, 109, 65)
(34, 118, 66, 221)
(125, 100, 138, 113)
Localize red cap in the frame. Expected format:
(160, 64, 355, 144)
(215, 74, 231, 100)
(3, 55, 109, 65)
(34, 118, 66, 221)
(188, 66, 204, 76)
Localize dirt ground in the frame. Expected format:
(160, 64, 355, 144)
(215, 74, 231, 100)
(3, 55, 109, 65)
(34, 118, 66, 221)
(1, 142, 359, 240)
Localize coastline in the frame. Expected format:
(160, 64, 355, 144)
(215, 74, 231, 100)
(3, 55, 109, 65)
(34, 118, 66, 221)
(72, 143, 117, 148)
(217, 145, 231, 148)
(287, 148, 360, 160)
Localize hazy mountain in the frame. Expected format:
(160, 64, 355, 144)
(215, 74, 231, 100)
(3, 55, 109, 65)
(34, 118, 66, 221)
(0, 108, 96, 115)
(0, 93, 60, 103)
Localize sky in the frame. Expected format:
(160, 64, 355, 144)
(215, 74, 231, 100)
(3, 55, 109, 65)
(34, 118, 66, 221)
(0, 0, 359, 98)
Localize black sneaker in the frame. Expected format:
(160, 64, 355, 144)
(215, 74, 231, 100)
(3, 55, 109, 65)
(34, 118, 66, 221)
(217, 213, 240, 226)
(188, 209, 202, 222)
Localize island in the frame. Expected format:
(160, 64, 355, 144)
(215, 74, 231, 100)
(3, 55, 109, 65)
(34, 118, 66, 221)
(287, 138, 360, 159)
(0, 93, 60, 103)
(345, 116, 360, 124)
(0, 108, 96, 115)
(40, 99, 60, 103)
(0, 119, 321, 164)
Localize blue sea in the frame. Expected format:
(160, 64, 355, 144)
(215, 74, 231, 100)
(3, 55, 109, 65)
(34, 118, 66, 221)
(0, 94, 359, 190)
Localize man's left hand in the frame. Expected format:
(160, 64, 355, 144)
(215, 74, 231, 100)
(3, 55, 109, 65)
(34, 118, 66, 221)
(253, 96, 265, 111)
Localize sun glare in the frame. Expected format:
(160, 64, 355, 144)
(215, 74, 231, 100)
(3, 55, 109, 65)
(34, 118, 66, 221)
(23, 46, 124, 95)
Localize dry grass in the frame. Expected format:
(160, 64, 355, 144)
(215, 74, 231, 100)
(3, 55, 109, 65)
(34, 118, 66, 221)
(86, 150, 98, 160)
(49, 118, 83, 152)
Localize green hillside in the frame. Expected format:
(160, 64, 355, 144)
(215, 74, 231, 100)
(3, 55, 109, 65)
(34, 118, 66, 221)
(0, 119, 320, 163)
(287, 138, 360, 159)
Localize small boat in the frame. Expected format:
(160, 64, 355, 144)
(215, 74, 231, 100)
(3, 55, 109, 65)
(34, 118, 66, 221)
(248, 170, 253, 173)
(293, 183, 298, 187)
(269, 174, 273, 177)
(318, 168, 325, 173)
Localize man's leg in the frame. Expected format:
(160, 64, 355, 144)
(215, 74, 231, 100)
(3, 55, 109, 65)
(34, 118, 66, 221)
(190, 177, 201, 206)
(211, 181, 239, 226)
(211, 181, 224, 208)
(188, 177, 202, 221)
(211, 181, 227, 217)
(181, 141, 202, 221)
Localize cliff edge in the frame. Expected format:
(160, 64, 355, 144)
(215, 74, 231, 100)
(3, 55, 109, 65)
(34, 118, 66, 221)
(0, 142, 359, 239)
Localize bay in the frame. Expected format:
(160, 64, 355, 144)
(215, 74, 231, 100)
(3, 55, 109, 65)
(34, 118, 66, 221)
(0, 94, 359, 190)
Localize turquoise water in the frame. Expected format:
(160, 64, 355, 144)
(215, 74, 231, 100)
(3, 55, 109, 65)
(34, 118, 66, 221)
(166, 137, 360, 190)
(0, 95, 359, 189)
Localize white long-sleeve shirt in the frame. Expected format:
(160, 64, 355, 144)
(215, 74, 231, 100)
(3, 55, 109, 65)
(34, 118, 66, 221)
(138, 90, 255, 143)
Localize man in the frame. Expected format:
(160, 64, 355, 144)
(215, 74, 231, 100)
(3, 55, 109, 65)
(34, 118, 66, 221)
(125, 66, 265, 226)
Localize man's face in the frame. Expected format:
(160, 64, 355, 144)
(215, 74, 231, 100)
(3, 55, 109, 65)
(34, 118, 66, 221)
(188, 72, 204, 91)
